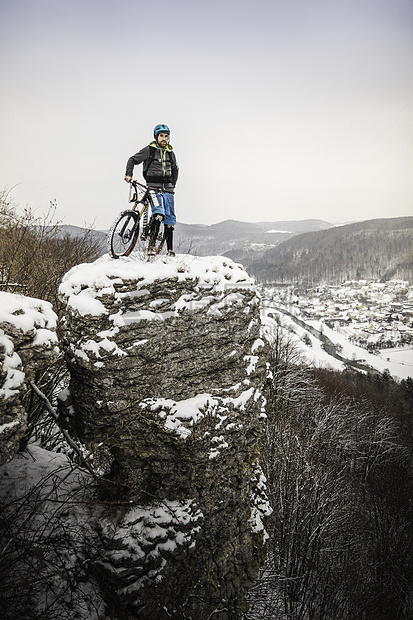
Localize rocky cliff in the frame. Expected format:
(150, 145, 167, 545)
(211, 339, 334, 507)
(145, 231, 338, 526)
(58, 253, 271, 619)
(0, 292, 58, 465)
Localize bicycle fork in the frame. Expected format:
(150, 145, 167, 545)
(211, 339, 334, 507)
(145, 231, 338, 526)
(120, 214, 136, 241)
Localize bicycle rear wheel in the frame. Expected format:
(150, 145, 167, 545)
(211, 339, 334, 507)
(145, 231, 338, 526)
(108, 210, 140, 258)
(147, 218, 166, 256)
(154, 232, 166, 255)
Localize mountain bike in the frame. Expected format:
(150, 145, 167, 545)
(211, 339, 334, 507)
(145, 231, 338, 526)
(108, 181, 166, 259)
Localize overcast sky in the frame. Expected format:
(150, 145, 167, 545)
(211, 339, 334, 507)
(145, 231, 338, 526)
(1, 0, 412, 230)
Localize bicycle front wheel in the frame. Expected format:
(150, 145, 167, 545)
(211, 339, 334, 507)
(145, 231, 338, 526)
(108, 210, 140, 258)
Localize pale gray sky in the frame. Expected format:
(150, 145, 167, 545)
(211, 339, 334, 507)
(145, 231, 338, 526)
(1, 0, 412, 229)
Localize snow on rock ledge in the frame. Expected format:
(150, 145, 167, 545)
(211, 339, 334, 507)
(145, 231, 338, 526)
(0, 292, 58, 465)
(58, 253, 271, 619)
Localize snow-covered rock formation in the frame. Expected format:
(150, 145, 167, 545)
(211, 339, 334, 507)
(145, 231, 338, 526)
(58, 253, 271, 619)
(0, 292, 58, 466)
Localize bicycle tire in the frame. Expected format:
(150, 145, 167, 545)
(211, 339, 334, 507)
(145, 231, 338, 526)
(108, 210, 140, 259)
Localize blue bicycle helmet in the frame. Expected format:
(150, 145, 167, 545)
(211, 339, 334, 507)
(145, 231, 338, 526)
(154, 124, 170, 139)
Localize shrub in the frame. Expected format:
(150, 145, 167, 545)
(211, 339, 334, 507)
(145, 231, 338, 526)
(0, 188, 101, 310)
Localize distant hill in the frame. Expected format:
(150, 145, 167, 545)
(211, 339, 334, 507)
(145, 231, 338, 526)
(174, 219, 333, 257)
(55, 217, 413, 286)
(55, 219, 333, 259)
(246, 217, 413, 285)
(53, 224, 108, 255)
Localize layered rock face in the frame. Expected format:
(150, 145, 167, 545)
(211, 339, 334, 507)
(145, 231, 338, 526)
(58, 254, 271, 619)
(0, 292, 58, 465)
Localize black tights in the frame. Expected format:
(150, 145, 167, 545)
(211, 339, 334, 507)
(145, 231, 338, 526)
(165, 225, 174, 252)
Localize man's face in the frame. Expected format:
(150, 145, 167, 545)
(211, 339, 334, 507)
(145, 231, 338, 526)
(157, 132, 169, 147)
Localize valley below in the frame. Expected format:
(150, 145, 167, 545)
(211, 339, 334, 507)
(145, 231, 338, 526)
(261, 278, 413, 381)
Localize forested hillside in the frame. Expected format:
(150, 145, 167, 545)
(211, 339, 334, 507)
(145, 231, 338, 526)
(247, 217, 413, 285)
(247, 322, 413, 619)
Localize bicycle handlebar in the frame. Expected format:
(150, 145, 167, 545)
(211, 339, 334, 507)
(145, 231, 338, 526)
(130, 180, 147, 190)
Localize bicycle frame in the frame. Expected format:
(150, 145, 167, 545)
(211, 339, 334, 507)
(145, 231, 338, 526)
(108, 180, 166, 259)
(130, 181, 168, 233)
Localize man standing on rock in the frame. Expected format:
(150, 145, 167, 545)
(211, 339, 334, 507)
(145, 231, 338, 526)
(124, 124, 179, 256)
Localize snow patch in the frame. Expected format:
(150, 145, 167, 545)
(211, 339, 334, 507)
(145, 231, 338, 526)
(0, 292, 57, 399)
(140, 387, 258, 440)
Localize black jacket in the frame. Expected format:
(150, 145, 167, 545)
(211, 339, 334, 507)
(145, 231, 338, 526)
(125, 141, 179, 193)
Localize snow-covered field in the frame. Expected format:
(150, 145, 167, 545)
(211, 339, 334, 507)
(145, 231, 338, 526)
(378, 347, 413, 366)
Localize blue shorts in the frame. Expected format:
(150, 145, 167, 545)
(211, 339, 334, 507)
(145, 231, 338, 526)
(149, 191, 176, 226)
